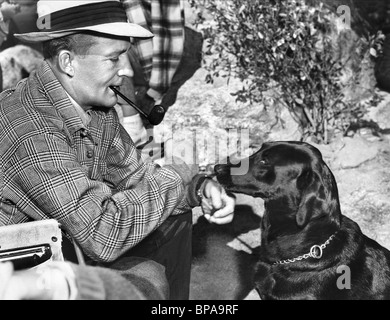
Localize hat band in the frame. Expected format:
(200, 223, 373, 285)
(38, 1, 128, 32)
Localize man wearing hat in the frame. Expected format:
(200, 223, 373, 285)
(0, 0, 235, 300)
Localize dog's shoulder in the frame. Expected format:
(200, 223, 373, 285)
(336, 215, 390, 272)
(340, 214, 390, 258)
(339, 215, 390, 299)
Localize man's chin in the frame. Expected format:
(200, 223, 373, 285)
(93, 100, 117, 111)
(104, 94, 118, 108)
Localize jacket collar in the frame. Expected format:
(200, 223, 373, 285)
(35, 61, 87, 136)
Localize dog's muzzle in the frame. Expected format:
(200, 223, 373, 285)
(214, 164, 233, 187)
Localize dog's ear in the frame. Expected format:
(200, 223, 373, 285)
(296, 168, 313, 191)
(295, 168, 323, 227)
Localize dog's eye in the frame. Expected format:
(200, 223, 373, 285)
(259, 159, 268, 165)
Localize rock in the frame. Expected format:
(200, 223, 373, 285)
(265, 105, 302, 142)
(0, 45, 43, 90)
(332, 136, 380, 169)
(307, 135, 380, 169)
(305, 135, 344, 165)
(0, 55, 25, 90)
(2, 45, 44, 73)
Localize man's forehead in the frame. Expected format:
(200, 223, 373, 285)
(87, 36, 131, 55)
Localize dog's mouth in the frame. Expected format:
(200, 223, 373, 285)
(216, 174, 270, 199)
(214, 164, 232, 185)
(215, 174, 266, 198)
(214, 163, 269, 198)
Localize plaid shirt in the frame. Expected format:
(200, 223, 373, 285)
(0, 61, 202, 263)
(122, 0, 185, 99)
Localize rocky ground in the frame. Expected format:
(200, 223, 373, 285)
(157, 67, 390, 300)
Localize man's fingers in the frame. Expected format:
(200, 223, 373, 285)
(201, 197, 213, 211)
(207, 183, 224, 209)
(204, 211, 234, 225)
(201, 180, 236, 224)
(204, 193, 235, 224)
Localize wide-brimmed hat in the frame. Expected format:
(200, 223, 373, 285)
(15, 0, 153, 42)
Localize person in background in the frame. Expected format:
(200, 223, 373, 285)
(0, 259, 168, 300)
(0, 0, 20, 48)
(118, 0, 202, 149)
(0, 0, 41, 53)
(0, 0, 20, 91)
(0, 0, 235, 300)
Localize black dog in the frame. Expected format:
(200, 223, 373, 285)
(215, 141, 390, 300)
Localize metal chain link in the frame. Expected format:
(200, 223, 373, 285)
(273, 233, 336, 265)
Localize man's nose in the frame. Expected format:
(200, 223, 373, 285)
(117, 54, 134, 78)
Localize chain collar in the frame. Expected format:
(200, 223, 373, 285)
(273, 232, 337, 266)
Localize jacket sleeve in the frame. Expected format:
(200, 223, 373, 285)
(70, 258, 168, 300)
(6, 131, 202, 263)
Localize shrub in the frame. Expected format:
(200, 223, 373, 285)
(189, 0, 384, 144)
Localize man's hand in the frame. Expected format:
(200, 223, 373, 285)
(200, 179, 235, 224)
(0, 262, 71, 300)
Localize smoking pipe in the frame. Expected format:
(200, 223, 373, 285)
(110, 86, 166, 125)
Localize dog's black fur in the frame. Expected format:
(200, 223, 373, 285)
(215, 141, 390, 300)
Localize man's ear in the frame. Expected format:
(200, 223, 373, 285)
(57, 50, 74, 77)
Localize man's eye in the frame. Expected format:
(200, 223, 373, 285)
(110, 57, 119, 62)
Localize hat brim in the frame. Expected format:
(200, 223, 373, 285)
(14, 22, 153, 42)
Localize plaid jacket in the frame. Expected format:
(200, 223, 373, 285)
(0, 61, 202, 263)
(122, 0, 185, 99)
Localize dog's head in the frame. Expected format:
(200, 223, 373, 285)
(215, 141, 341, 228)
